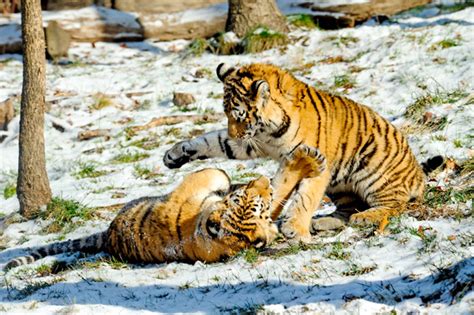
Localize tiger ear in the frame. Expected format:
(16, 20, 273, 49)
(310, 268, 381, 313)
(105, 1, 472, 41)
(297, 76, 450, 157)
(216, 63, 235, 82)
(251, 80, 270, 100)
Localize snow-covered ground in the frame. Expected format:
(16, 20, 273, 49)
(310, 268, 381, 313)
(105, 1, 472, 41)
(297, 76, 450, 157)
(0, 2, 473, 314)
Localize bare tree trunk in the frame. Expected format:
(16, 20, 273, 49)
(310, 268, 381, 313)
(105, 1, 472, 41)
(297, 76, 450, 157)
(226, 0, 288, 37)
(17, 0, 52, 218)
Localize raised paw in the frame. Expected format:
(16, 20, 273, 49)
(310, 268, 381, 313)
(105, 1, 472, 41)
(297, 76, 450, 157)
(283, 144, 326, 178)
(163, 141, 197, 169)
(280, 217, 312, 244)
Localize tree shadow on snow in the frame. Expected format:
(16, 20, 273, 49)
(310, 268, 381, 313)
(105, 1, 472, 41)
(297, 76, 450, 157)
(0, 256, 472, 312)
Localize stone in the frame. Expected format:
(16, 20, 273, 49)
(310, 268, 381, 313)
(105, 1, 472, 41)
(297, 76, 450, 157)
(45, 21, 71, 59)
(173, 92, 196, 107)
(0, 97, 15, 131)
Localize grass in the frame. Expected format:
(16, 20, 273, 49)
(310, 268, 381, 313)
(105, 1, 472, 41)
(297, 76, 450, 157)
(112, 151, 150, 164)
(74, 163, 108, 179)
(324, 35, 359, 47)
(326, 241, 351, 260)
(333, 74, 356, 89)
(264, 242, 325, 258)
(241, 26, 288, 54)
(81, 256, 128, 270)
(429, 38, 461, 50)
(128, 137, 161, 150)
(408, 226, 438, 253)
(287, 14, 318, 29)
(3, 182, 16, 199)
(89, 93, 113, 111)
(40, 197, 93, 234)
(424, 185, 473, 208)
(187, 38, 209, 56)
(240, 247, 259, 264)
(134, 165, 161, 179)
(342, 263, 377, 276)
(404, 88, 468, 129)
(453, 139, 463, 148)
(231, 172, 262, 182)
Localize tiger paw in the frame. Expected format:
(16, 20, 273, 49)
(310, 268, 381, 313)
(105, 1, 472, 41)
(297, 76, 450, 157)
(349, 208, 397, 226)
(163, 141, 197, 169)
(283, 144, 326, 178)
(280, 218, 312, 244)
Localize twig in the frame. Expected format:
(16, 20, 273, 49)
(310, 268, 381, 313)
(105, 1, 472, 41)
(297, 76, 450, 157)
(128, 113, 225, 133)
(77, 129, 111, 141)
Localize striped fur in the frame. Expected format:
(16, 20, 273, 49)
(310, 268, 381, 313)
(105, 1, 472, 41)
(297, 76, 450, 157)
(5, 168, 280, 270)
(164, 63, 442, 242)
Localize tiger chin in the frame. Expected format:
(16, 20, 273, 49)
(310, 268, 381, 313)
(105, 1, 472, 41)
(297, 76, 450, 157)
(4, 169, 278, 271)
(163, 63, 444, 243)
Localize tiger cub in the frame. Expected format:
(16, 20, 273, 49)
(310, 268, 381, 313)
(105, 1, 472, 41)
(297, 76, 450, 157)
(4, 145, 325, 270)
(163, 63, 443, 242)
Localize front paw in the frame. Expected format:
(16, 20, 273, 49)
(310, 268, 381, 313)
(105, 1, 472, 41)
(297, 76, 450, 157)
(280, 218, 312, 244)
(163, 141, 197, 169)
(283, 144, 326, 178)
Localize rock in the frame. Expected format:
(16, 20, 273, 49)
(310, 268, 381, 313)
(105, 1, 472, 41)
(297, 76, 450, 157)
(173, 92, 196, 107)
(0, 97, 15, 131)
(45, 21, 71, 59)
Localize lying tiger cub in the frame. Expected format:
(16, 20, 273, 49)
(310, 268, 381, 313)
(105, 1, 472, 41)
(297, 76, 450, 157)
(164, 63, 443, 242)
(4, 144, 325, 270)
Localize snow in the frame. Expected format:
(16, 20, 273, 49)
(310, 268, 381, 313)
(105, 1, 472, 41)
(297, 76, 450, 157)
(1, 2, 473, 314)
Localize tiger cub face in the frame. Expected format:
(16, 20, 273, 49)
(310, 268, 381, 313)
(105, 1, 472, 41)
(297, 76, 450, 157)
(202, 176, 278, 252)
(216, 63, 284, 141)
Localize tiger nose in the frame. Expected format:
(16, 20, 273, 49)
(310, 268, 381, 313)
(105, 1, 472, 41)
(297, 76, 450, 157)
(252, 236, 266, 249)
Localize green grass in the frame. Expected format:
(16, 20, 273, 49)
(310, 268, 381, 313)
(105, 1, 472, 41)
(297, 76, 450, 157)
(430, 38, 460, 50)
(187, 38, 209, 56)
(81, 257, 128, 270)
(134, 165, 161, 179)
(89, 94, 113, 111)
(326, 241, 351, 260)
(128, 137, 161, 150)
(287, 14, 318, 29)
(240, 247, 259, 264)
(342, 263, 377, 276)
(40, 197, 93, 234)
(241, 26, 288, 54)
(404, 88, 468, 129)
(3, 183, 16, 199)
(333, 74, 356, 89)
(74, 163, 108, 179)
(453, 139, 463, 148)
(265, 242, 325, 258)
(424, 185, 473, 208)
(460, 157, 474, 174)
(231, 172, 262, 182)
(112, 151, 150, 164)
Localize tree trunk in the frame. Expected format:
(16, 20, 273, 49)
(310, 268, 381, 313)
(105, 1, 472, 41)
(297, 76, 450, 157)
(17, 0, 52, 218)
(226, 0, 288, 37)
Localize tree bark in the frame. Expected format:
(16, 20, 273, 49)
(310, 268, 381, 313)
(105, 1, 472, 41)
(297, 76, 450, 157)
(17, 0, 52, 218)
(226, 0, 288, 37)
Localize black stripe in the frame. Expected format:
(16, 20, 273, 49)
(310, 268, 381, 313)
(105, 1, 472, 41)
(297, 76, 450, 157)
(224, 139, 236, 159)
(270, 111, 291, 138)
(217, 133, 226, 153)
(138, 203, 155, 240)
(246, 143, 254, 156)
(306, 87, 321, 146)
(176, 204, 184, 242)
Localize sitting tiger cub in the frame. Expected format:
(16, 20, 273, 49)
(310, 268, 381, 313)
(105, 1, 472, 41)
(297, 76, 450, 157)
(4, 144, 325, 270)
(164, 63, 443, 242)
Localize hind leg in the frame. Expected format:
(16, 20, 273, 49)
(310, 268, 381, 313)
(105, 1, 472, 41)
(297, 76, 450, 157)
(349, 190, 408, 228)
